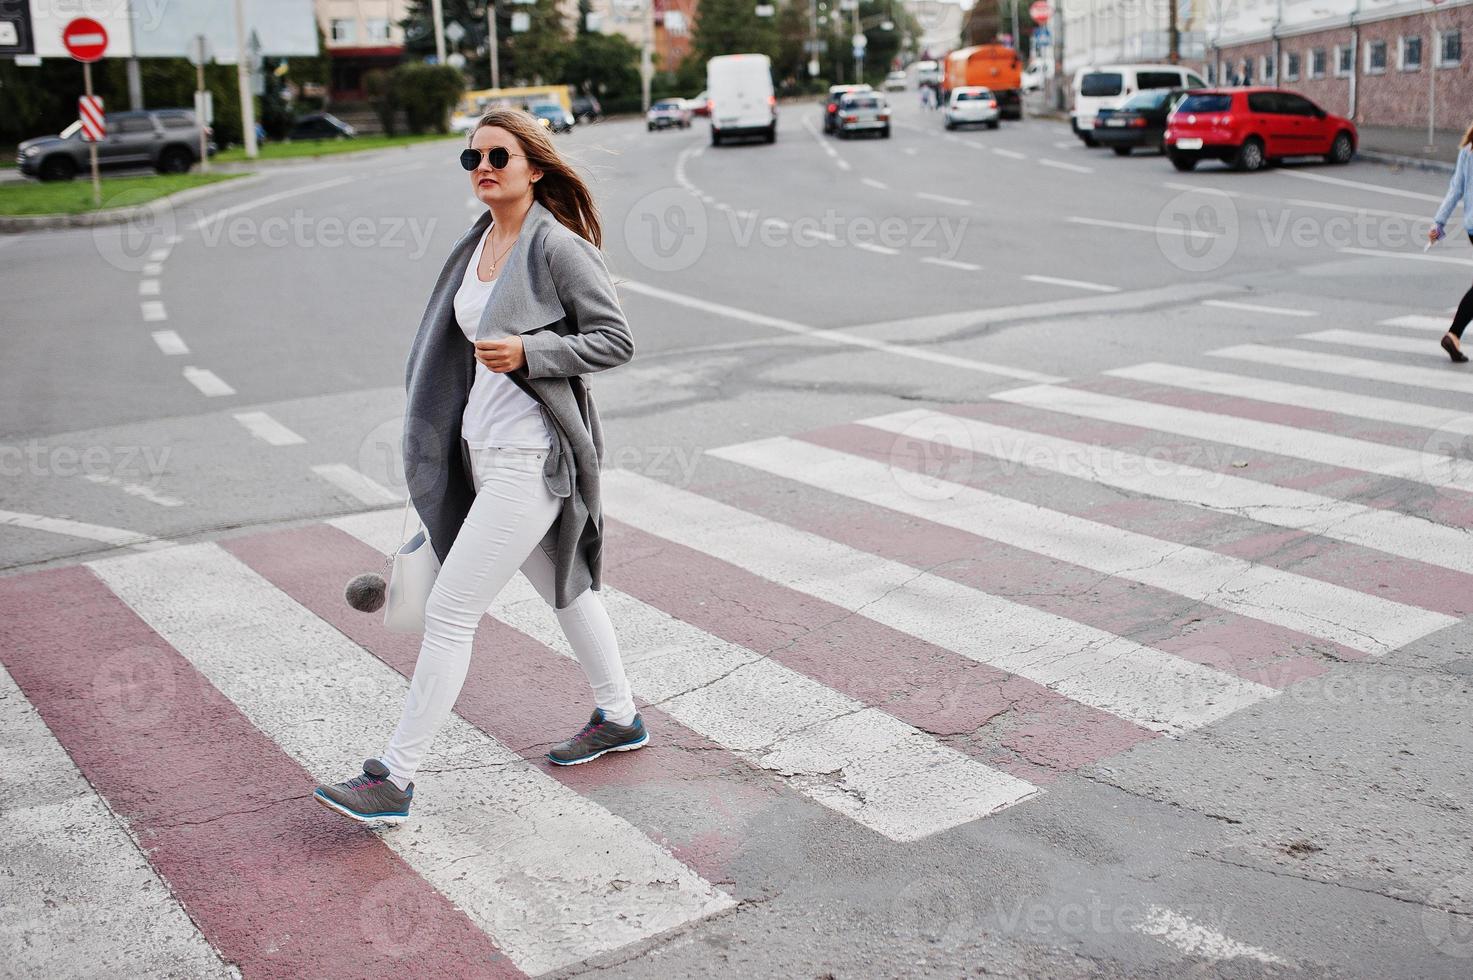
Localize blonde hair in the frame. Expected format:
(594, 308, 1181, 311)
(469, 108, 603, 248)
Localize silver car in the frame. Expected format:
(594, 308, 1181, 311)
(835, 92, 891, 139)
(944, 86, 1001, 131)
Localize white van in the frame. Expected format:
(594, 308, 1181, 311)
(1070, 64, 1207, 146)
(706, 54, 776, 145)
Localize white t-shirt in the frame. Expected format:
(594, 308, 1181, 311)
(453, 227, 553, 450)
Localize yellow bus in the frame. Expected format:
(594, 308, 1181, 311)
(451, 84, 573, 131)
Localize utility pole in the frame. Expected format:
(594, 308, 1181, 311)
(233, 0, 258, 159)
(431, 0, 447, 62)
(641, 0, 654, 112)
(1168, 0, 1179, 63)
(488, 0, 499, 88)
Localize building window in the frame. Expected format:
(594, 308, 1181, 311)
(1438, 30, 1462, 68)
(1284, 51, 1301, 81)
(364, 18, 389, 41)
(1241, 58, 1253, 84)
(331, 18, 355, 43)
(1365, 39, 1387, 74)
(1399, 35, 1422, 71)
(1334, 44, 1352, 77)
(1310, 47, 1327, 78)
(1260, 54, 1275, 83)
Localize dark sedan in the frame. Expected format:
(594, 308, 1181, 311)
(1092, 88, 1189, 156)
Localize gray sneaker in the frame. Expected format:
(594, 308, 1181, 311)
(313, 758, 413, 825)
(547, 708, 649, 766)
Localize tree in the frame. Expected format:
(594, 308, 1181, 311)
(561, 31, 641, 103)
(689, 0, 781, 67)
(392, 63, 465, 132)
(399, 0, 569, 89)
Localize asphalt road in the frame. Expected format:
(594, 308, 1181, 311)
(2, 97, 1472, 978)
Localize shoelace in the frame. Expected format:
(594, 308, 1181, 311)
(343, 772, 385, 792)
(573, 719, 605, 741)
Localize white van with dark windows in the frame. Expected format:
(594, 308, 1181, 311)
(706, 54, 777, 145)
(1070, 64, 1207, 146)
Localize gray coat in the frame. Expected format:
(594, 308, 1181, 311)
(402, 197, 634, 610)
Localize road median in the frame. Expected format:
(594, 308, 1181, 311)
(0, 172, 261, 233)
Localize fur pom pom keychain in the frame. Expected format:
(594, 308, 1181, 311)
(344, 572, 388, 612)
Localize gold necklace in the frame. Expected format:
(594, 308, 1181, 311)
(485, 228, 518, 277)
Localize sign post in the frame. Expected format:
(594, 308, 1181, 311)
(189, 34, 212, 172)
(63, 18, 108, 207)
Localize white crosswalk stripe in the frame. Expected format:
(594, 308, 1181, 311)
(1105, 363, 1473, 436)
(604, 470, 1277, 735)
(993, 382, 1473, 496)
(708, 437, 1455, 656)
(1299, 329, 1437, 355)
(858, 408, 1473, 577)
(1379, 314, 1450, 331)
(331, 510, 1039, 842)
(88, 543, 734, 977)
(1209, 344, 1473, 396)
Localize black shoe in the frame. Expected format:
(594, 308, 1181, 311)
(1443, 333, 1469, 363)
(546, 708, 648, 766)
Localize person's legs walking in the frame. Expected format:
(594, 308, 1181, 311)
(314, 447, 562, 821)
(1442, 235, 1473, 362)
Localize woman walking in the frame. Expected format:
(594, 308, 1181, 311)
(315, 109, 643, 824)
(1429, 122, 1473, 363)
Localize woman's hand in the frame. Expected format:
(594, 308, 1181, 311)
(474, 336, 526, 373)
(1429, 223, 1445, 246)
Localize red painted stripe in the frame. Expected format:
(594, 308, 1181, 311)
(0, 565, 518, 979)
(724, 424, 1349, 682)
(223, 524, 771, 879)
(601, 520, 1157, 784)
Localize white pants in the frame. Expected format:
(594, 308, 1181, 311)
(380, 445, 637, 784)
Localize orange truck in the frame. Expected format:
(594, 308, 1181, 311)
(942, 44, 1023, 120)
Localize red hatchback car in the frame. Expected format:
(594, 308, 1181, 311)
(1164, 87, 1357, 172)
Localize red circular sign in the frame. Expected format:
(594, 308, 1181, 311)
(1030, 1, 1052, 25)
(62, 17, 108, 63)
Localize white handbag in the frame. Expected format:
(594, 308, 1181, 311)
(383, 496, 441, 634)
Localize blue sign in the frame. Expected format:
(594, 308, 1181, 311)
(1033, 26, 1052, 44)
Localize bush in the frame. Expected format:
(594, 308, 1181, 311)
(363, 68, 401, 136)
(391, 63, 464, 134)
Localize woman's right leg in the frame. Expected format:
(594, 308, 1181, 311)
(1442, 235, 1473, 362)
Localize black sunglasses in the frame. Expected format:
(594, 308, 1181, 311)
(460, 146, 526, 171)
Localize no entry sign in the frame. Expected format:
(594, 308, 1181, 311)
(1030, 1, 1052, 25)
(79, 95, 105, 141)
(62, 17, 108, 62)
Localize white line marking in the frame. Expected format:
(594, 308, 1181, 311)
(997, 381, 1473, 498)
(147, 248, 170, 262)
(88, 543, 734, 975)
(80, 473, 184, 508)
(922, 257, 982, 271)
(1068, 216, 1218, 239)
(0, 664, 234, 977)
(862, 408, 1473, 577)
(1380, 314, 1450, 331)
(150, 330, 188, 355)
(0, 510, 170, 550)
(141, 301, 167, 322)
(835, 159, 852, 171)
(617, 279, 1064, 384)
(233, 411, 306, 446)
(1298, 329, 1431, 354)
(141, 262, 162, 276)
(993, 148, 1027, 160)
(1201, 299, 1318, 317)
(1024, 274, 1121, 293)
(1339, 246, 1473, 268)
(1278, 169, 1443, 202)
(1286, 198, 1428, 222)
(1209, 344, 1473, 395)
(333, 509, 1041, 842)
(861, 177, 889, 190)
(717, 436, 1451, 656)
(1165, 181, 1244, 197)
(606, 470, 1273, 734)
(190, 175, 357, 233)
(854, 241, 898, 255)
(1107, 361, 1473, 435)
(916, 191, 972, 206)
(138, 279, 159, 296)
(1040, 158, 1092, 173)
(181, 366, 234, 397)
(1136, 907, 1286, 966)
(309, 464, 398, 505)
(902, 146, 919, 156)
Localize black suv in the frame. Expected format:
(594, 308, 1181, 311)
(17, 109, 214, 181)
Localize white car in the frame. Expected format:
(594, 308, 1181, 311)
(884, 70, 908, 91)
(1071, 63, 1207, 146)
(944, 86, 1000, 130)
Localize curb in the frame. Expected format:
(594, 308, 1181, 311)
(208, 136, 463, 172)
(0, 172, 266, 233)
(1355, 149, 1456, 175)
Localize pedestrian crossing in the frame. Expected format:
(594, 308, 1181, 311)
(2, 305, 1468, 976)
